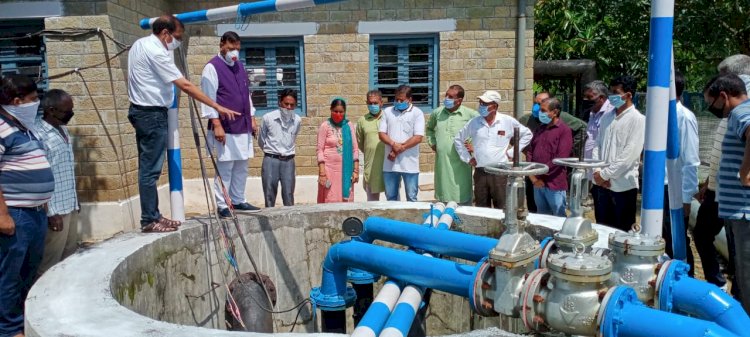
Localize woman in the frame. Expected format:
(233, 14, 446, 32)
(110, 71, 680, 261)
(317, 97, 359, 203)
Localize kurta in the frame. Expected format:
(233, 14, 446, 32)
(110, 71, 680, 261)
(356, 113, 386, 193)
(317, 121, 359, 203)
(426, 105, 479, 203)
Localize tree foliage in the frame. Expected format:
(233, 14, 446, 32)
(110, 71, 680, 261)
(534, 0, 750, 92)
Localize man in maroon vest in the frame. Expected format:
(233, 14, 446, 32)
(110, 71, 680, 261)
(201, 31, 260, 217)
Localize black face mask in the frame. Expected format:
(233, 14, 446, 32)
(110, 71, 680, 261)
(57, 111, 74, 125)
(707, 98, 725, 119)
(581, 99, 596, 113)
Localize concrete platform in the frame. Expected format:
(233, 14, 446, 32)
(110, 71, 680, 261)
(25, 202, 616, 337)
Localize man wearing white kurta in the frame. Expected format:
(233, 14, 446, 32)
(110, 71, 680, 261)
(201, 31, 260, 217)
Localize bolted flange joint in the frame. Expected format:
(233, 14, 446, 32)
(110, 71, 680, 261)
(309, 286, 356, 311)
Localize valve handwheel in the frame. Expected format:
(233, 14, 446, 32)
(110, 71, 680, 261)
(483, 162, 549, 177)
(552, 157, 608, 170)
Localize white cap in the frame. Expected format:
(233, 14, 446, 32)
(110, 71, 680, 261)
(477, 90, 502, 104)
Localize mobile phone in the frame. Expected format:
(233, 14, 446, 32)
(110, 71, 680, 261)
(325, 180, 332, 189)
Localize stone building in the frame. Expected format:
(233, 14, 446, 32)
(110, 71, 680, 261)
(0, 0, 533, 241)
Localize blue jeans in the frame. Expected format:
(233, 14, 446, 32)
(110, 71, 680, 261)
(0, 207, 47, 336)
(383, 172, 419, 202)
(533, 187, 567, 216)
(128, 104, 168, 227)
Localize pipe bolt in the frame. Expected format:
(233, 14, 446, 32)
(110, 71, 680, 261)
(533, 294, 545, 303)
(482, 299, 494, 310)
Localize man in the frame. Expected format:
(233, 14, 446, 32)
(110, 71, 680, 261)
(695, 54, 750, 292)
(258, 89, 302, 207)
(661, 71, 699, 276)
(0, 74, 55, 337)
(356, 90, 386, 201)
(592, 75, 645, 232)
(454, 90, 532, 209)
(426, 85, 479, 205)
(582, 80, 615, 162)
(127, 15, 240, 233)
(378, 85, 425, 202)
(36, 90, 79, 276)
(527, 97, 573, 216)
(201, 31, 260, 218)
(706, 73, 750, 310)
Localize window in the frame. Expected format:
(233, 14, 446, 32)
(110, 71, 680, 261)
(0, 19, 47, 95)
(370, 35, 439, 111)
(242, 38, 306, 116)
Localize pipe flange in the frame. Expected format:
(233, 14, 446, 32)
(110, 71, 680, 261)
(309, 286, 356, 311)
(597, 286, 640, 337)
(547, 250, 612, 283)
(483, 162, 549, 177)
(521, 268, 550, 332)
(470, 258, 499, 317)
(654, 259, 690, 312)
(552, 157, 608, 170)
(347, 268, 381, 285)
(608, 231, 665, 257)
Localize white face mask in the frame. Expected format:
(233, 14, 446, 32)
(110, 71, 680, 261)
(223, 50, 239, 65)
(167, 35, 181, 51)
(2, 100, 40, 132)
(279, 107, 295, 121)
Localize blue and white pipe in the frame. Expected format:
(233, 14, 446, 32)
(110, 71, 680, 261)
(352, 281, 404, 337)
(424, 203, 446, 228)
(167, 87, 185, 221)
(665, 52, 687, 260)
(380, 276, 427, 337)
(140, 0, 349, 29)
(357, 217, 497, 262)
(639, 0, 674, 237)
(656, 260, 750, 337)
(435, 201, 457, 230)
(311, 240, 476, 311)
(600, 286, 739, 337)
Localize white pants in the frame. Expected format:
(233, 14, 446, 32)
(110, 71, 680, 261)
(214, 159, 249, 209)
(38, 212, 77, 276)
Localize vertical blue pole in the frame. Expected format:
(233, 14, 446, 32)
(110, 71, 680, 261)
(640, 0, 674, 237)
(665, 51, 687, 260)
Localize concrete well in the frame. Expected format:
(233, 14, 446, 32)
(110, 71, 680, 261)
(25, 202, 617, 337)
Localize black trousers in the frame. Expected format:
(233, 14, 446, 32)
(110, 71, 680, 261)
(592, 185, 638, 232)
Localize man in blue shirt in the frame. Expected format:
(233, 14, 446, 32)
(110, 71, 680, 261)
(705, 73, 750, 311)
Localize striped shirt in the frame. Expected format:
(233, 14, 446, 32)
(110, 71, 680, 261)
(718, 100, 750, 219)
(707, 118, 727, 192)
(0, 113, 54, 207)
(36, 119, 78, 216)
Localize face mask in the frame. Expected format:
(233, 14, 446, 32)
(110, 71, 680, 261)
(2, 101, 40, 131)
(444, 98, 455, 110)
(531, 103, 541, 117)
(368, 104, 380, 115)
(167, 35, 181, 51)
(539, 111, 552, 124)
(394, 101, 409, 111)
(279, 107, 295, 121)
(581, 99, 596, 113)
(224, 50, 239, 65)
(608, 94, 625, 109)
(59, 111, 75, 125)
(478, 104, 490, 117)
(707, 98, 726, 119)
(331, 113, 345, 124)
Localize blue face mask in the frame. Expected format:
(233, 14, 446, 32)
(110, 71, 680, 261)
(368, 104, 380, 115)
(395, 101, 409, 111)
(478, 104, 490, 117)
(531, 103, 541, 117)
(539, 111, 552, 124)
(444, 98, 455, 109)
(608, 94, 626, 109)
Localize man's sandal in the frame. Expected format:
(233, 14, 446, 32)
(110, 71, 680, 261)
(142, 221, 177, 233)
(158, 216, 181, 228)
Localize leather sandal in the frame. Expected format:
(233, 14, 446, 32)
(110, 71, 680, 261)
(158, 216, 181, 228)
(142, 221, 177, 233)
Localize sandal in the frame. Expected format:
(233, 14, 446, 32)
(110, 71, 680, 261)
(142, 221, 177, 233)
(158, 216, 181, 228)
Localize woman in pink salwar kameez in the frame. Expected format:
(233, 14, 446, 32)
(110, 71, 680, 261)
(317, 97, 359, 203)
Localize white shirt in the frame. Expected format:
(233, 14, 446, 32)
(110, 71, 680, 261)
(593, 105, 645, 192)
(708, 118, 728, 192)
(663, 101, 700, 203)
(127, 35, 183, 107)
(378, 105, 425, 173)
(201, 57, 256, 161)
(258, 109, 302, 156)
(454, 114, 532, 168)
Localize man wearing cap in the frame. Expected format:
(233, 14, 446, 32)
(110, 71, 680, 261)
(454, 90, 532, 209)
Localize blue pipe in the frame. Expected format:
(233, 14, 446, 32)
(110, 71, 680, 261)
(658, 260, 750, 337)
(601, 286, 739, 337)
(312, 240, 476, 310)
(357, 217, 497, 262)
